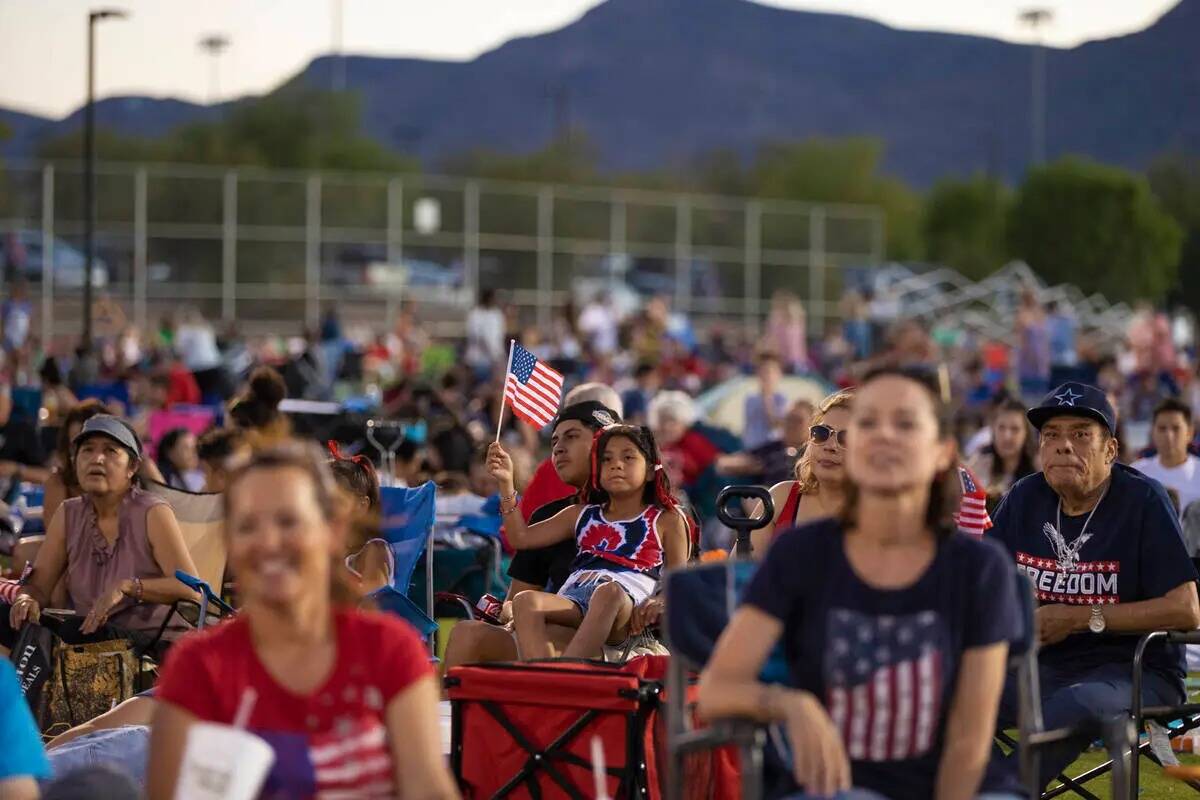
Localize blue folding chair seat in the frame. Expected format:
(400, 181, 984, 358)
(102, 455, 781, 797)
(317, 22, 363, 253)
(9, 387, 42, 424)
(367, 482, 438, 646)
(663, 558, 789, 800)
(7, 485, 46, 539)
(76, 382, 131, 411)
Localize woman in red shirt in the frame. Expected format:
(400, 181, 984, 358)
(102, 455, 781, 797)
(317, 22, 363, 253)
(147, 442, 458, 800)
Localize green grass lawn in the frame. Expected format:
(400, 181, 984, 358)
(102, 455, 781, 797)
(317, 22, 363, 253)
(1052, 749, 1200, 798)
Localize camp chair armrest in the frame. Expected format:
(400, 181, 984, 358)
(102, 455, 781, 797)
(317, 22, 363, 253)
(671, 718, 766, 755)
(1132, 631, 1180, 721)
(1024, 718, 1119, 749)
(434, 592, 476, 620)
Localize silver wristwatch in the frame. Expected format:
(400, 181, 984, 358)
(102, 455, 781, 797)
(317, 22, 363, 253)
(1088, 605, 1107, 634)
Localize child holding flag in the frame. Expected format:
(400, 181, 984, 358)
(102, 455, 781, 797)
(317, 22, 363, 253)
(487, 425, 689, 660)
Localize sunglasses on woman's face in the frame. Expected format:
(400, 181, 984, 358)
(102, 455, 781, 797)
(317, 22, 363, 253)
(810, 424, 848, 448)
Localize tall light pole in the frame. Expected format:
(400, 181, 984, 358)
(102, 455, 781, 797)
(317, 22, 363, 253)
(84, 8, 128, 349)
(1019, 8, 1053, 166)
(198, 34, 230, 105)
(331, 0, 345, 91)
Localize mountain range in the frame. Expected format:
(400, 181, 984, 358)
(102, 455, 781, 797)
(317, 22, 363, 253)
(3, 0, 1198, 186)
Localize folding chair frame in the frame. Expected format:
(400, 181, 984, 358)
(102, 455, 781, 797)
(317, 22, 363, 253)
(138, 570, 235, 688)
(664, 487, 775, 800)
(663, 561, 767, 800)
(1018, 629, 1200, 800)
(1128, 630, 1200, 796)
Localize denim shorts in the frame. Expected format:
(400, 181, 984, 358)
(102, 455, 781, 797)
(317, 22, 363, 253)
(557, 568, 654, 614)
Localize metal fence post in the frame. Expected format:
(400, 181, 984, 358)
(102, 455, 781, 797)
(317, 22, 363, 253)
(133, 167, 147, 331)
(808, 207, 827, 335)
(222, 170, 238, 322)
(610, 190, 626, 263)
(306, 174, 321, 329)
(40, 165, 55, 347)
(385, 178, 403, 323)
(537, 186, 554, 328)
(870, 208, 886, 265)
(464, 180, 480, 302)
(744, 200, 762, 333)
(674, 197, 692, 313)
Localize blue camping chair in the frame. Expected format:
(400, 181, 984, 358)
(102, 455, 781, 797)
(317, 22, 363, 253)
(663, 559, 780, 800)
(368, 482, 438, 644)
(664, 486, 780, 800)
(9, 387, 42, 424)
(76, 382, 132, 411)
(173, 570, 236, 629)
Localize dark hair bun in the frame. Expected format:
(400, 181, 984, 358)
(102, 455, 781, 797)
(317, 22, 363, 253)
(248, 367, 286, 410)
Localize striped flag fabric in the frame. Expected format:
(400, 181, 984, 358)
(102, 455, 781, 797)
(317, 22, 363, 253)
(503, 343, 565, 429)
(826, 608, 944, 762)
(954, 465, 993, 537)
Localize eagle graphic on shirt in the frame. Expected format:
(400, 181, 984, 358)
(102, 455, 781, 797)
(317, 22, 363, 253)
(1015, 520, 1118, 605)
(1041, 521, 1092, 573)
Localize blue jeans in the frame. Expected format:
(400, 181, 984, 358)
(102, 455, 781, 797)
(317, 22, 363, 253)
(996, 660, 1184, 790)
(47, 726, 148, 786)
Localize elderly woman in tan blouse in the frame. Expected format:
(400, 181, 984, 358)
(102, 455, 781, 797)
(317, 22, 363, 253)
(1, 416, 198, 654)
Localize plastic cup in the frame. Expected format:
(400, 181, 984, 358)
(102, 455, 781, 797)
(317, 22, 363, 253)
(173, 722, 275, 800)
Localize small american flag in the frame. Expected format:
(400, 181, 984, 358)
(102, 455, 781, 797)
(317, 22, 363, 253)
(503, 342, 565, 429)
(826, 608, 945, 762)
(954, 465, 992, 537)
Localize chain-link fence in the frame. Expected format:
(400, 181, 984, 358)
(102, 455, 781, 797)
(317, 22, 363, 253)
(0, 160, 884, 346)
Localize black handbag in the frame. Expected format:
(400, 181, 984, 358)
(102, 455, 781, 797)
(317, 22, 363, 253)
(10, 621, 58, 728)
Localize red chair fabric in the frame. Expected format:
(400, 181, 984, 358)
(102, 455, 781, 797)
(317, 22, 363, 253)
(447, 657, 665, 800)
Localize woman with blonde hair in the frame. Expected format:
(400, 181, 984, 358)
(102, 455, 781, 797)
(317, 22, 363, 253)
(750, 389, 854, 556)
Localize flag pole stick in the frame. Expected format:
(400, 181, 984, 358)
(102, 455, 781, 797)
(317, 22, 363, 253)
(496, 339, 516, 443)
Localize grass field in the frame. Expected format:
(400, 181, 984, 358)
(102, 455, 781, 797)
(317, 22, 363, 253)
(1054, 749, 1200, 798)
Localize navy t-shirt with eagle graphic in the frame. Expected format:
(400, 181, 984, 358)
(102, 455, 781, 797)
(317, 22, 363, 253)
(742, 520, 1022, 799)
(990, 463, 1198, 682)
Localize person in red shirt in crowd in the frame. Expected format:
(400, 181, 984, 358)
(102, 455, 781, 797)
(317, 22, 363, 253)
(164, 361, 202, 407)
(147, 442, 457, 800)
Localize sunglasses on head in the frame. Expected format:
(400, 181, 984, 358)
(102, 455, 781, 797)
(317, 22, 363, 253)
(810, 424, 848, 448)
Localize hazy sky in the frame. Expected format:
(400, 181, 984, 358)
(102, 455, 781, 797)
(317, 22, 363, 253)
(0, 0, 1180, 118)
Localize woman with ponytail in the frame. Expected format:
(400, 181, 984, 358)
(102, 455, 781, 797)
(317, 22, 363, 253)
(487, 425, 690, 660)
(698, 368, 1024, 800)
(326, 442, 391, 595)
(227, 366, 291, 449)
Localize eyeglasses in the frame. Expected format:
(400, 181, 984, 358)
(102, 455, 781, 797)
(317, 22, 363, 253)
(810, 424, 848, 448)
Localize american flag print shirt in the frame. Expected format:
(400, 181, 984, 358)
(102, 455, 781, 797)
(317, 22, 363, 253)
(824, 608, 947, 762)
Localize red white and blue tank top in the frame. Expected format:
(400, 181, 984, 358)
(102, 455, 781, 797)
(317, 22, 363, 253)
(572, 504, 665, 578)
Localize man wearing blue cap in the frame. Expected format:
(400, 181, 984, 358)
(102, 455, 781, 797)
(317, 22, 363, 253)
(990, 382, 1200, 789)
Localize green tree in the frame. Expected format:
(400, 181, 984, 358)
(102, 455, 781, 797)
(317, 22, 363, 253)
(1147, 152, 1200, 314)
(1008, 158, 1183, 302)
(750, 137, 923, 260)
(440, 129, 599, 185)
(35, 90, 417, 284)
(923, 175, 1011, 280)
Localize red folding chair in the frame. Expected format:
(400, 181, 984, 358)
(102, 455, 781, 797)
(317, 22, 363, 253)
(446, 657, 666, 799)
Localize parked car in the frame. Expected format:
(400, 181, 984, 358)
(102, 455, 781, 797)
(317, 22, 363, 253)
(3, 230, 109, 289)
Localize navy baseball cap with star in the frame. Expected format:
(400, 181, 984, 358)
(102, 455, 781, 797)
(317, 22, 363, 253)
(1027, 382, 1117, 435)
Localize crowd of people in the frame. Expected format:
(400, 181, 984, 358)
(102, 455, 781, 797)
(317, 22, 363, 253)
(0, 277, 1196, 798)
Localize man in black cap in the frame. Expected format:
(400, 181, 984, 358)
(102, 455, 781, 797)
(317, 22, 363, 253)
(990, 382, 1200, 789)
(440, 399, 622, 674)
